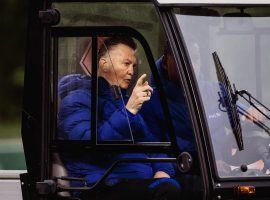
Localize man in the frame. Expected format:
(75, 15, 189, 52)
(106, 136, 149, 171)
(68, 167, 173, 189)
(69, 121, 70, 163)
(58, 36, 180, 199)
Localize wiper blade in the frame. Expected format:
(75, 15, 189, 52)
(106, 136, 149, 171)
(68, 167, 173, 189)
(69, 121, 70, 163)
(212, 52, 244, 150)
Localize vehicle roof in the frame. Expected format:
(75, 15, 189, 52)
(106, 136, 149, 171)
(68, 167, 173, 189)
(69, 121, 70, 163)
(156, 0, 270, 6)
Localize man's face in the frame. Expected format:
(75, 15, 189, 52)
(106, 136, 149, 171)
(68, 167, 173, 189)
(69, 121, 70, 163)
(105, 44, 136, 89)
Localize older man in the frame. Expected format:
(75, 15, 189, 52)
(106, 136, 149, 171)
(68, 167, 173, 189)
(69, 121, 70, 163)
(58, 36, 180, 200)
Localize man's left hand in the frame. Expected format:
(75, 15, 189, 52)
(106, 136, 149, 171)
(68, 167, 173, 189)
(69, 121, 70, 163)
(153, 171, 170, 179)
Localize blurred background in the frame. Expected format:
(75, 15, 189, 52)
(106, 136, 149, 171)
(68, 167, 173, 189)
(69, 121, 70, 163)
(0, 0, 28, 170)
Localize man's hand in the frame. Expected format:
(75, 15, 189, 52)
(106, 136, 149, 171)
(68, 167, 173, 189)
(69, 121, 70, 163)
(153, 171, 170, 179)
(126, 74, 153, 115)
(248, 159, 264, 171)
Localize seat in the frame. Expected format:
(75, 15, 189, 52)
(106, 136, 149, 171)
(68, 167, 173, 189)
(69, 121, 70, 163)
(52, 153, 71, 197)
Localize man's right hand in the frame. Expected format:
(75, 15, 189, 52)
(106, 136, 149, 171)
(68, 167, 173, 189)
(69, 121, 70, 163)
(126, 74, 153, 115)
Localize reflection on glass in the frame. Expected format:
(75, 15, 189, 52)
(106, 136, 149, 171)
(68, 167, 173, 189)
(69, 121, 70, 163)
(175, 7, 270, 177)
(57, 36, 170, 143)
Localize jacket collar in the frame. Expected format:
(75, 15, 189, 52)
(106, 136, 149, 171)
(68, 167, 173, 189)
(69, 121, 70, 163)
(98, 77, 127, 100)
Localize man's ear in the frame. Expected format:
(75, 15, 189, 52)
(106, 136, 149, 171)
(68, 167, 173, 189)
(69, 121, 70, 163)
(99, 58, 110, 73)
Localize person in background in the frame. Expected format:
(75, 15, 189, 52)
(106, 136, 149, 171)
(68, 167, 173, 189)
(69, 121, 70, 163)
(141, 40, 268, 178)
(141, 42, 196, 153)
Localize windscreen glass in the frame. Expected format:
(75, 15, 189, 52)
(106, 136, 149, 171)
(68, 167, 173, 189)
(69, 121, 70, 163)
(175, 7, 270, 178)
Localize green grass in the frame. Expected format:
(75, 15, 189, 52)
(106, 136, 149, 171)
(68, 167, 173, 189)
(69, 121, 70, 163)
(0, 122, 21, 139)
(0, 121, 26, 170)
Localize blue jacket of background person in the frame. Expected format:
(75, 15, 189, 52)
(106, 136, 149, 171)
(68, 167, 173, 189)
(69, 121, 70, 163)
(57, 74, 175, 188)
(140, 57, 234, 156)
(140, 57, 196, 152)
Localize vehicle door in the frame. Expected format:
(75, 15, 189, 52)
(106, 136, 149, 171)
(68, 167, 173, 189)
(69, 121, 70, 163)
(21, 0, 204, 199)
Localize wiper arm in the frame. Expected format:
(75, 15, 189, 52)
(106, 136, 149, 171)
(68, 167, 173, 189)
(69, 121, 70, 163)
(234, 87, 270, 121)
(237, 106, 270, 134)
(212, 52, 244, 150)
(234, 86, 270, 134)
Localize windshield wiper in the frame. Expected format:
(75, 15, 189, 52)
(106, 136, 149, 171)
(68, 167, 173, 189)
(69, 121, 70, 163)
(234, 86, 270, 134)
(212, 52, 244, 150)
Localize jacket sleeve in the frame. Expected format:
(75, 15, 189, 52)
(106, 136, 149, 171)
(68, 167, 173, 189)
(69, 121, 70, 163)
(58, 89, 91, 140)
(150, 153, 175, 178)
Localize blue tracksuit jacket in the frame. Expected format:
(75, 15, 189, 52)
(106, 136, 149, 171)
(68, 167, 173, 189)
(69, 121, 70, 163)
(140, 57, 233, 157)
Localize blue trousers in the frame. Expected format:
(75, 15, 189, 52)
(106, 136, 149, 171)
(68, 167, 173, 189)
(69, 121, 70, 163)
(82, 178, 181, 200)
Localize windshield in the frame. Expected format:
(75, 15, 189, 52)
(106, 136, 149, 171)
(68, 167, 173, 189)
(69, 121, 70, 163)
(175, 7, 270, 178)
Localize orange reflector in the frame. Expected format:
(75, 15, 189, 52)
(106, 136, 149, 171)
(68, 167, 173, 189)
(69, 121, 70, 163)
(235, 186, 256, 195)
